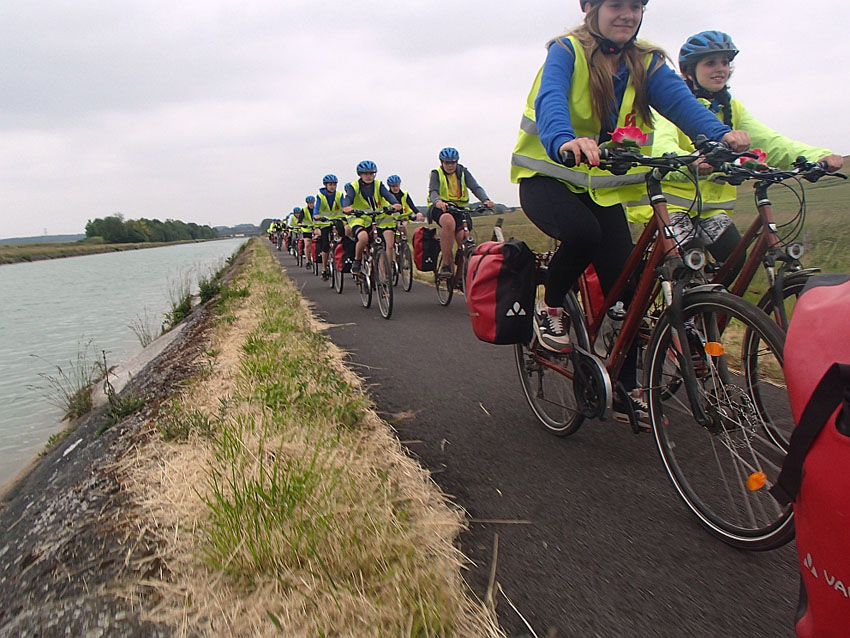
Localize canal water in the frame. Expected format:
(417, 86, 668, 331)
(0, 238, 248, 489)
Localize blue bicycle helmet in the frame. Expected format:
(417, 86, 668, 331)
(305, 195, 316, 203)
(679, 31, 739, 73)
(322, 173, 338, 184)
(439, 147, 459, 162)
(386, 174, 402, 186)
(293, 207, 301, 213)
(356, 160, 378, 174)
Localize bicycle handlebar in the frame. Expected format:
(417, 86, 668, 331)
(711, 156, 847, 186)
(348, 207, 396, 218)
(444, 202, 491, 214)
(558, 138, 848, 187)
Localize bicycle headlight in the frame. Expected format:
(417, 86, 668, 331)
(684, 248, 707, 271)
(786, 243, 804, 260)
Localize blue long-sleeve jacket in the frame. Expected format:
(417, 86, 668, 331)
(536, 39, 731, 164)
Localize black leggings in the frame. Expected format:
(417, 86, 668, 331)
(520, 175, 638, 388)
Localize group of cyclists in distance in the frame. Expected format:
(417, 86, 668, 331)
(266, 146, 495, 281)
(269, 0, 843, 426)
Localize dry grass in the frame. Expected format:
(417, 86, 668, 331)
(117, 240, 503, 637)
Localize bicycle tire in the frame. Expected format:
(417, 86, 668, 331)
(461, 245, 476, 294)
(400, 243, 413, 291)
(359, 259, 372, 308)
(392, 246, 400, 287)
(754, 272, 812, 331)
(514, 290, 588, 436)
(374, 249, 393, 319)
(330, 253, 342, 293)
(296, 244, 303, 268)
(435, 254, 453, 306)
(645, 290, 794, 550)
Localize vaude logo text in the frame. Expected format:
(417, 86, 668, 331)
(804, 553, 850, 600)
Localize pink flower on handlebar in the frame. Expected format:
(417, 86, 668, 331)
(609, 126, 649, 148)
(740, 148, 769, 171)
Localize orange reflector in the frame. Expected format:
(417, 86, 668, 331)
(704, 342, 725, 356)
(747, 472, 767, 491)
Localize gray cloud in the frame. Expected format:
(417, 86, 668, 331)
(1, 0, 846, 238)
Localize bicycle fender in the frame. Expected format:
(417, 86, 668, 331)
(682, 283, 726, 297)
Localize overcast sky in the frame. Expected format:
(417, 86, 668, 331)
(1, 0, 846, 239)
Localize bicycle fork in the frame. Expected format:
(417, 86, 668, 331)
(664, 273, 731, 428)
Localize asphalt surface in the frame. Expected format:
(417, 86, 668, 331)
(272, 246, 799, 638)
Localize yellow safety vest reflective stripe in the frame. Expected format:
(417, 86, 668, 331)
(318, 190, 345, 218)
(347, 180, 394, 228)
(510, 35, 655, 208)
(436, 169, 469, 205)
(627, 99, 740, 223)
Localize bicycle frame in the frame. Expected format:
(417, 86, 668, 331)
(712, 181, 809, 329)
(534, 166, 715, 425)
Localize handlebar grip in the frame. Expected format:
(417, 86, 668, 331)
(560, 150, 577, 168)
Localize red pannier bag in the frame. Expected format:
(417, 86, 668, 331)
(413, 227, 439, 272)
(284, 234, 290, 251)
(771, 274, 850, 637)
(465, 239, 536, 344)
(581, 264, 606, 319)
(311, 239, 317, 262)
(334, 236, 355, 273)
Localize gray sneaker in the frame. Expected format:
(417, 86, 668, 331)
(439, 264, 453, 277)
(613, 390, 651, 430)
(533, 300, 570, 352)
(351, 260, 362, 275)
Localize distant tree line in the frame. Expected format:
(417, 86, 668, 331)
(85, 215, 218, 243)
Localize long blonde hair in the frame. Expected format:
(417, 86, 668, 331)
(554, 4, 668, 129)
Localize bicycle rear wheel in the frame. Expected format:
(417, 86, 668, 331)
(645, 291, 793, 550)
(435, 254, 453, 306)
(515, 291, 588, 436)
(374, 249, 393, 319)
(400, 243, 413, 291)
(358, 259, 372, 308)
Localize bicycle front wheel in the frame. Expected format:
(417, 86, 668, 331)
(435, 254, 453, 306)
(374, 249, 393, 319)
(514, 290, 588, 436)
(460, 245, 476, 294)
(358, 260, 372, 308)
(332, 256, 344, 294)
(400, 243, 413, 291)
(645, 291, 793, 550)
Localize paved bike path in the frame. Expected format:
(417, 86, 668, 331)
(272, 247, 797, 638)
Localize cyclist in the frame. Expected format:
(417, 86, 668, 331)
(386, 174, 424, 237)
(428, 147, 494, 277)
(267, 218, 280, 241)
(626, 30, 844, 284)
(296, 204, 314, 266)
(316, 174, 347, 280)
(509, 0, 750, 421)
(341, 160, 402, 275)
(285, 208, 299, 250)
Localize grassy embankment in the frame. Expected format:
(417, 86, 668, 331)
(121, 239, 502, 637)
(0, 238, 216, 265)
